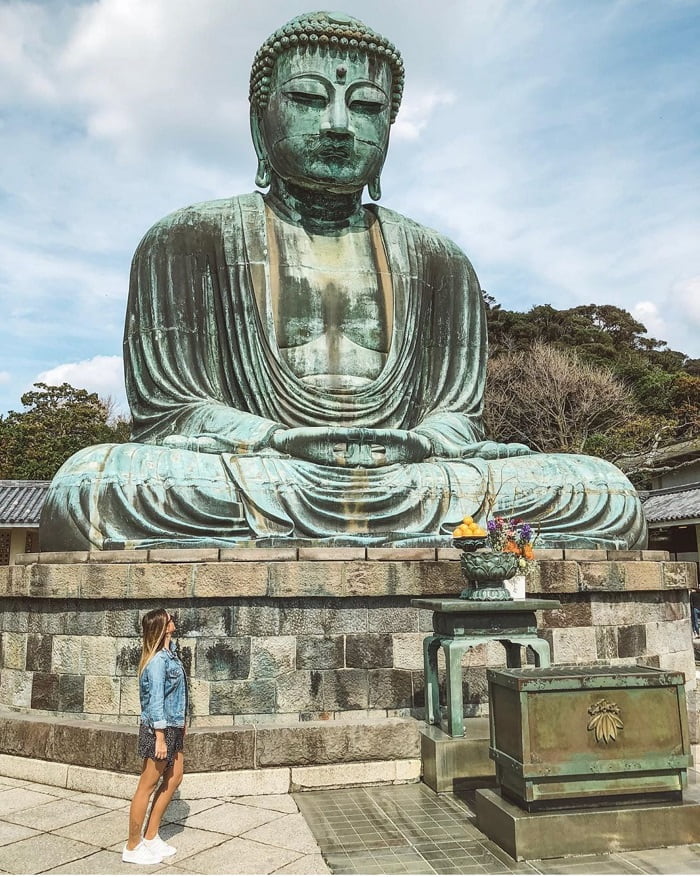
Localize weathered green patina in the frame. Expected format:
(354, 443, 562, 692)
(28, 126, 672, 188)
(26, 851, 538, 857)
(486, 665, 691, 811)
(40, 11, 647, 551)
(412, 598, 557, 738)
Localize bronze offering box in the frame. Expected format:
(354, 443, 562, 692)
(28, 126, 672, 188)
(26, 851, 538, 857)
(488, 664, 691, 811)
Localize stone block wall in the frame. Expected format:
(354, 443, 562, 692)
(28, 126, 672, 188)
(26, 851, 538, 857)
(0, 548, 697, 739)
(0, 594, 485, 725)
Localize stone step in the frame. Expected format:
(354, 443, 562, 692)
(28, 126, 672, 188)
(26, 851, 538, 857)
(0, 709, 420, 776)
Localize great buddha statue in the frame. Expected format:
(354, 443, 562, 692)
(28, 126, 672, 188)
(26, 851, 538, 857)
(40, 11, 646, 551)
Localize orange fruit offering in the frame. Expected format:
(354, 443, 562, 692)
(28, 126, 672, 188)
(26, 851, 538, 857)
(453, 519, 487, 538)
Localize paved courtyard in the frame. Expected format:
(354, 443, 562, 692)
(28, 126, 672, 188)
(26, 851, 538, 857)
(0, 773, 327, 875)
(0, 767, 699, 874)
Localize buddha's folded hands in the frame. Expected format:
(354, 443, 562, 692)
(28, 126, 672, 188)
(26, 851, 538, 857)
(269, 426, 432, 467)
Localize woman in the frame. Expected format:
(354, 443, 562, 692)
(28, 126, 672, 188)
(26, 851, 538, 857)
(123, 608, 187, 865)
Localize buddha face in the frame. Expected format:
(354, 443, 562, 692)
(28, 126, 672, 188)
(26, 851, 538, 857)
(254, 49, 392, 194)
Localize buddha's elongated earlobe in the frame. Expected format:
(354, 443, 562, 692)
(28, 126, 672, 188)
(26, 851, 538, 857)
(368, 175, 382, 201)
(251, 112, 271, 189)
(255, 158, 271, 188)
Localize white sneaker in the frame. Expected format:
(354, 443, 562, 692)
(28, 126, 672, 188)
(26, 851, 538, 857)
(142, 835, 177, 857)
(122, 841, 163, 865)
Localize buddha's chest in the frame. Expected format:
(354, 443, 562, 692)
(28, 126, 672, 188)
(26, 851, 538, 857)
(268, 220, 393, 389)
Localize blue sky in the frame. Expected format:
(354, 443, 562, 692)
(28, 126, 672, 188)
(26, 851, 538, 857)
(1, 0, 698, 417)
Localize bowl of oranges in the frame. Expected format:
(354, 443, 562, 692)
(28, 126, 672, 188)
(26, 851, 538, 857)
(451, 516, 488, 552)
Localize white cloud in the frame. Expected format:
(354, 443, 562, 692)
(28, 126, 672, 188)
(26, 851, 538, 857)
(0, 3, 61, 103)
(632, 301, 667, 340)
(36, 355, 127, 416)
(57, 0, 261, 160)
(673, 277, 700, 326)
(0, 372, 10, 385)
(393, 91, 456, 142)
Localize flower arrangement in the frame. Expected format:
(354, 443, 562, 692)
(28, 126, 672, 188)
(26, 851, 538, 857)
(452, 514, 537, 570)
(486, 516, 537, 572)
(451, 513, 538, 600)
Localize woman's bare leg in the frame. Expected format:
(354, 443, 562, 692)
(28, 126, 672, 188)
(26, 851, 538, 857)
(144, 751, 184, 840)
(127, 758, 168, 849)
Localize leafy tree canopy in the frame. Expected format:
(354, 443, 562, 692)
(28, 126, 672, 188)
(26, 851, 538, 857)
(0, 383, 130, 480)
(483, 294, 700, 486)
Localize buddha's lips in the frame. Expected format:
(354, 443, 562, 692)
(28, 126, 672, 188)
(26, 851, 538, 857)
(315, 142, 354, 161)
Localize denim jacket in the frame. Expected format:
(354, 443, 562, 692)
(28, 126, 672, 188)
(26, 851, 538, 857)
(139, 643, 187, 729)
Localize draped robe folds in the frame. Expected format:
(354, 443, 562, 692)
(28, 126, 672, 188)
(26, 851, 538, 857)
(40, 193, 646, 550)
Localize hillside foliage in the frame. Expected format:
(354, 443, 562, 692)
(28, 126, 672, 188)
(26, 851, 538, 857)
(483, 295, 700, 485)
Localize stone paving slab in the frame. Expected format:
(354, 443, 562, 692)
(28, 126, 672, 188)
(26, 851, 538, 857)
(242, 812, 322, 854)
(160, 796, 223, 823)
(56, 809, 136, 848)
(175, 835, 300, 874)
(0, 821, 39, 848)
(175, 800, 280, 834)
(0, 788, 58, 816)
(17, 781, 77, 798)
(0, 833, 99, 874)
(2, 762, 700, 874)
(4, 798, 107, 831)
(44, 848, 163, 874)
(229, 793, 299, 813)
(274, 853, 331, 874)
(64, 791, 131, 809)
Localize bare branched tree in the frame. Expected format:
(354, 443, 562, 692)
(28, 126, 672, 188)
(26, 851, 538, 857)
(483, 341, 636, 454)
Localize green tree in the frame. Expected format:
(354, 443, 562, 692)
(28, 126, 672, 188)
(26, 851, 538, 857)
(484, 295, 691, 382)
(482, 293, 699, 463)
(0, 383, 131, 480)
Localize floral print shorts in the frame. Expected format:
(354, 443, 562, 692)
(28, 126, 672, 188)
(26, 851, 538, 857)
(137, 724, 184, 766)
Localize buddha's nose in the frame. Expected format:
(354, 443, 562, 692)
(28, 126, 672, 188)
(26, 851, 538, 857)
(321, 94, 354, 137)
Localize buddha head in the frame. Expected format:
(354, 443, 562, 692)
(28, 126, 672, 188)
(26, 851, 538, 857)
(249, 11, 404, 200)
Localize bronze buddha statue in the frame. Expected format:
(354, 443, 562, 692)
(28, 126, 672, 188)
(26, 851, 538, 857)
(40, 11, 646, 550)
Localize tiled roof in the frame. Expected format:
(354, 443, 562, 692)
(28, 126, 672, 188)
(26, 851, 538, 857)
(0, 480, 50, 526)
(641, 482, 700, 525)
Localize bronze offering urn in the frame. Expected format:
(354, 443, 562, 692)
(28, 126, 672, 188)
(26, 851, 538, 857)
(454, 536, 517, 601)
(460, 550, 518, 601)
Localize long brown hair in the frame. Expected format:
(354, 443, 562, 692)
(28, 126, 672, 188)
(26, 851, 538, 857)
(138, 608, 169, 676)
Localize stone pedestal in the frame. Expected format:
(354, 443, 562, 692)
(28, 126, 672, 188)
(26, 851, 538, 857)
(420, 721, 494, 792)
(475, 787, 700, 861)
(476, 663, 695, 860)
(0, 549, 697, 788)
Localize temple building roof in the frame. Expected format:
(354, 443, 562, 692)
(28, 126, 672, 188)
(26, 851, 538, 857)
(0, 480, 50, 527)
(642, 482, 700, 527)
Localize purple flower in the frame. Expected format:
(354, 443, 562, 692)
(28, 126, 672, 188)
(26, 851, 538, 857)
(520, 523, 532, 542)
(487, 519, 498, 533)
